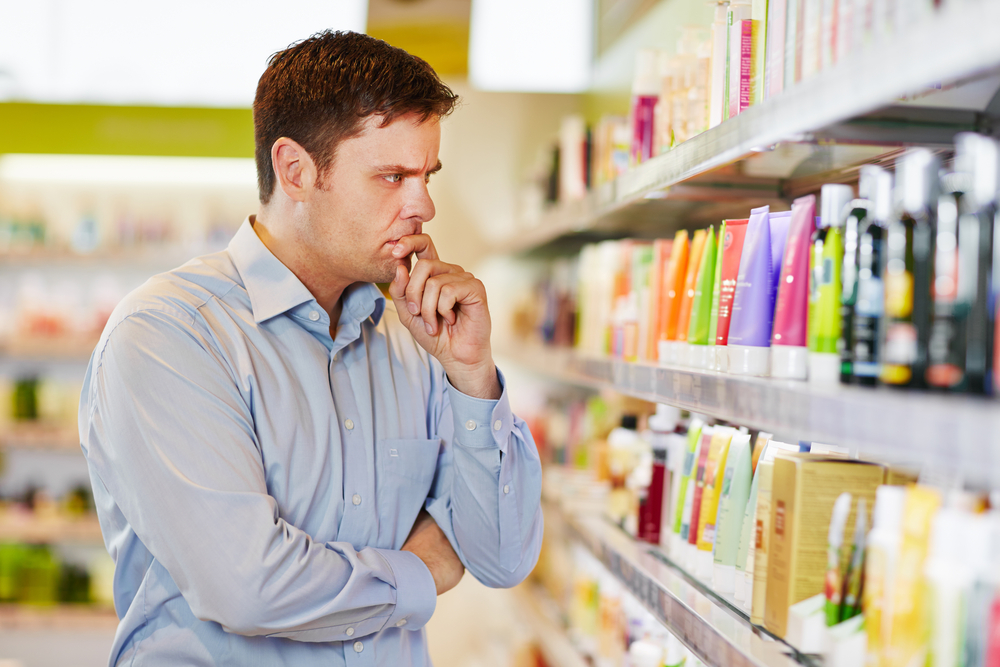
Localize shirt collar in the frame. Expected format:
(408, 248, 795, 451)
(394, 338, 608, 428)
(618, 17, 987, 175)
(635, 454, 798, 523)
(227, 217, 386, 326)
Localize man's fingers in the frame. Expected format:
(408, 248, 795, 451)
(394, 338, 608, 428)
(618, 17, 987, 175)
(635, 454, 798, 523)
(391, 233, 438, 261)
(420, 273, 465, 335)
(405, 259, 462, 317)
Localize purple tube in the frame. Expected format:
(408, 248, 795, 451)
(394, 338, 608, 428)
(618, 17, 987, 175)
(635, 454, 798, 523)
(729, 206, 774, 348)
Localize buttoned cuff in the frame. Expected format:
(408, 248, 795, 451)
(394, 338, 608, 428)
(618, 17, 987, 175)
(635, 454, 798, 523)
(446, 368, 514, 453)
(374, 548, 437, 632)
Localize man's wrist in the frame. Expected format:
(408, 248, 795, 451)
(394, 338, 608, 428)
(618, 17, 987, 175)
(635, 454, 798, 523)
(444, 360, 501, 400)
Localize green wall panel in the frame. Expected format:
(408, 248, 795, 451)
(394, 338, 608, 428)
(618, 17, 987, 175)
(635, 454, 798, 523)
(0, 103, 255, 157)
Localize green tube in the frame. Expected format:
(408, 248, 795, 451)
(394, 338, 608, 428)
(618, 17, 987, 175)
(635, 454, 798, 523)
(808, 202, 846, 382)
(671, 419, 705, 536)
(687, 225, 718, 349)
(711, 432, 753, 594)
(708, 221, 727, 349)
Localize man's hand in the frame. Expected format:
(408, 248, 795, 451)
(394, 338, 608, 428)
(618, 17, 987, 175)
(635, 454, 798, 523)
(387, 234, 501, 400)
(401, 509, 464, 596)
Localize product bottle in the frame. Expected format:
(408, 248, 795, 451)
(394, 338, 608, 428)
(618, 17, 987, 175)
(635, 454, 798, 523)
(927, 133, 999, 393)
(630, 50, 661, 166)
(925, 509, 975, 667)
(852, 165, 894, 386)
(727, 0, 755, 119)
(864, 485, 906, 667)
(809, 183, 853, 382)
(709, 2, 731, 128)
(644, 405, 683, 545)
(880, 149, 940, 389)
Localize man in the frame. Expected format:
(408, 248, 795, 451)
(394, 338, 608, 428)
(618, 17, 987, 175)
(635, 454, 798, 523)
(79, 31, 543, 666)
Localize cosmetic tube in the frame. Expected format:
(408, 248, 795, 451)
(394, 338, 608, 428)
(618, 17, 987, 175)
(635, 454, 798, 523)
(709, 2, 731, 128)
(729, 206, 776, 375)
(809, 184, 853, 383)
(765, 0, 786, 99)
(707, 221, 727, 370)
(712, 432, 753, 594)
(684, 427, 716, 570)
(658, 231, 691, 364)
(646, 239, 673, 361)
(728, 0, 755, 118)
(687, 225, 718, 368)
(925, 509, 974, 667)
(674, 229, 708, 366)
(735, 431, 772, 603)
(852, 166, 894, 386)
(695, 426, 735, 580)
(712, 219, 750, 372)
(825, 493, 852, 626)
(772, 195, 817, 378)
(672, 419, 705, 555)
(880, 149, 940, 389)
(630, 50, 660, 166)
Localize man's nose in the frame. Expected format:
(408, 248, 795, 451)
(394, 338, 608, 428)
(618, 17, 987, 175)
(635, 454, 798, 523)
(402, 179, 435, 224)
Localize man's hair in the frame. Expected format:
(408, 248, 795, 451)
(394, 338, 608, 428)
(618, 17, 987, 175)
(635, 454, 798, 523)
(253, 30, 459, 204)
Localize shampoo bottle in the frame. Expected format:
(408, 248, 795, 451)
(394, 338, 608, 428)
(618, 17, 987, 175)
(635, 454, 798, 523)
(880, 149, 940, 389)
(808, 184, 853, 383)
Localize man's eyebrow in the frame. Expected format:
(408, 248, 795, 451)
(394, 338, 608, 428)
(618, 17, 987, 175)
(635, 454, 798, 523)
(375, 160, 443, 176)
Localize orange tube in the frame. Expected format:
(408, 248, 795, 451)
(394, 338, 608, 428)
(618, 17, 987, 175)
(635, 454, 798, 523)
(676, 229, 708, 342)
(658, 230, 691, 343)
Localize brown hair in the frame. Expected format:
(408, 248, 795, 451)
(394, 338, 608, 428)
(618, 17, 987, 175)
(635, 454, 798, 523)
(253, 30, 459, 204)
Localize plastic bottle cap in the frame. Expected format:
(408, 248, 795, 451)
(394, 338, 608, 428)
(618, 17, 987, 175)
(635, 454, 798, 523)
(649, 404, 682, 433)
(872, 486, 906, 531)
(820, 183, 854, 228)
(860, 164, 894, 224)
(894, 148, 941, 215)
(727, 345, 771, 377)
(808, 352, 841, 384)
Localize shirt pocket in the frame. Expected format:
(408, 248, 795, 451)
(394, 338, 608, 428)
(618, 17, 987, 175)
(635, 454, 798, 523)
(376, 438, 441, 548)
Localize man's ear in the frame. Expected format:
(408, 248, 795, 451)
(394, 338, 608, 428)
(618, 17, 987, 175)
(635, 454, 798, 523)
(271, 137, 318, 203)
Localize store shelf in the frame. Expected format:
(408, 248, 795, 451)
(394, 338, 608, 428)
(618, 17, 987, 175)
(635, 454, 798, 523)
(0, 425, 80, 452)
(0, 604, 117, 631)
(501, 346, 1000, 488)
(503, 1, 1000, 253)
(0, 336, 99, 363)
(551, 504, 813, 667)
(0, 515, 103, 545)
(0, 246, 197, 270)
(513, 584, 591, 667)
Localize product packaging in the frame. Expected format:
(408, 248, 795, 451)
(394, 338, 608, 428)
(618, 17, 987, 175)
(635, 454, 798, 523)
(772, 195, 817, 378)
(674, 229, 709, 366)
(712, 431, 753, 594)
(764, 453, 884, 638)
(707, 220, 728, 370)
(658, 231, 691, 364)
(729, 206, 776, 375)
(735, 431, 773, 603)
(687, 225, 719, 368)
(645, 239, 674, 361)
(683, 427, 717, 570)
(765, 0, 787, 98)
(709, 2, 731, 128)
(630, 50, 661, 166)
(671, 418, 704, 555)
(695, 427, 736, 580)
(864, 485, 906, 667)
(808, 184, 853, 383)
(880, 149, 940, 389)
(712, 218, 750, 372)
(728, 0, 756, 118)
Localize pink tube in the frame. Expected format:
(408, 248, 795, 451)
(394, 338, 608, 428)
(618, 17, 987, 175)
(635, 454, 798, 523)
(770, 195, 817, 379)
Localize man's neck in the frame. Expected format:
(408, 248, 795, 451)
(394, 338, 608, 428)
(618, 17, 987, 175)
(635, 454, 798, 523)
(250, 212, 349, 319)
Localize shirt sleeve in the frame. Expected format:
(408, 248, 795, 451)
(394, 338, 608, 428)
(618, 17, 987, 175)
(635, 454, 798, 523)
(423, 366, 543, 588)
(82, 309, 437, 641)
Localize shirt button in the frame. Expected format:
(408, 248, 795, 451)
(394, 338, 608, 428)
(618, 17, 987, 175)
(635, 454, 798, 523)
(352, 494, 362, 506)
(344, 418, 354, 430)
(309, 311, 320, 322)
(346, 627, 355, 637)
(465, 420, 476, 431)
(396, 619, 407, 627)
(493, 420, 502, 431)
(503, 485, 510, 494)
(353, 641, 364, 653)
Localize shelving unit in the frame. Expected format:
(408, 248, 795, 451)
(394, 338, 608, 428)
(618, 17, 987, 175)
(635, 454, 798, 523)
(544, 499, 815, 667)
(0, 514, 103, 545)
(0, 424, 80, 452)
(513, 584, 591, 667)
(503, 1, 1000, 253)
(0, 604, 117, 632)
(501, 345, 1000, 488)
(0, 336, 98, 363)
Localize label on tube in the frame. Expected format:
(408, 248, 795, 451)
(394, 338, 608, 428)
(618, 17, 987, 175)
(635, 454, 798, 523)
(677, 229, 708, 342)
(729, 206, 775, 348)
(688, 225, 718, 346)
(659, 231, 690, 343)
(696, 427, 735, 552)
(715, 219, 750, 345)
(686, 428, 715, 546)
(708, 221, 727, 348)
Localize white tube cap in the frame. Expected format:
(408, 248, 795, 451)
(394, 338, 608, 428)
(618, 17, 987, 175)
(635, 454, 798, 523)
(808, 352, 841, 383)
(771, 344, 808, 379)
(714, 563, 736, 595)
(727, 344, 771, 376)
(689, 343, 710, 369)
(696, 550, 714, 582)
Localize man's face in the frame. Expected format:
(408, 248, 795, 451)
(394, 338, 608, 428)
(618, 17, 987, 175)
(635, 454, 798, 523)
(303, 113, 441, 285)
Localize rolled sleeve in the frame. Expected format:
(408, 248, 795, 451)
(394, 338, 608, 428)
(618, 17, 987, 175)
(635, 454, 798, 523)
(372, 548, 437, 633)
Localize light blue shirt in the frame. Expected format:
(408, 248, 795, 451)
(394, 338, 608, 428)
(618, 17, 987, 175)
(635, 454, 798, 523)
(78, 218, 543, 666)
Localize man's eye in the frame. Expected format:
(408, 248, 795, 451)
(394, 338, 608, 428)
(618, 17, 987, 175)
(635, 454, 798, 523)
(384, 174, 402, 183)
